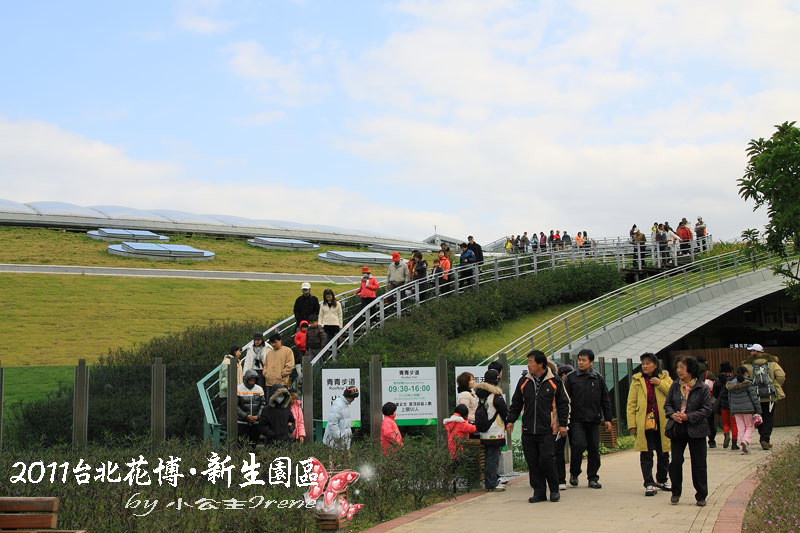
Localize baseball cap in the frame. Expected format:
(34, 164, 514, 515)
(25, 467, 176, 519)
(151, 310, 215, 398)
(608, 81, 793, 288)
(301, 282, 311, 290)
(746, 343, 764, 352)
(392, 252, 400, 261)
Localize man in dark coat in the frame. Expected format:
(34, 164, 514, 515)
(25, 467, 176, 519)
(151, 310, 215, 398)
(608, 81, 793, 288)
(564, 349, 612, 489)
(466, 235, 484, 263)
(506, 351, 570, 503)
(293, 282, 319, 329)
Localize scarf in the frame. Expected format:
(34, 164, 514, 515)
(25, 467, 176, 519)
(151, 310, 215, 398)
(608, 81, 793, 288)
(679, 378, 696, 413)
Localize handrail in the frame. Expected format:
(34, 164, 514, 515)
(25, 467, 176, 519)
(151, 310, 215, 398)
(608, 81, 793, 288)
(309, 234, 716, 366)
(197, 364, 223, 443)
(480, 248, 795, 366)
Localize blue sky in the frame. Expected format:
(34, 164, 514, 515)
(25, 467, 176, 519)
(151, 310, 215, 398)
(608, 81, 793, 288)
(1, 1, 798, 242)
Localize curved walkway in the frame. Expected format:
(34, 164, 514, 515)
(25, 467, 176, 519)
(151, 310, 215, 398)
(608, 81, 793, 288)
(367, 426, 797, 533)
(0, 263, 376, 284)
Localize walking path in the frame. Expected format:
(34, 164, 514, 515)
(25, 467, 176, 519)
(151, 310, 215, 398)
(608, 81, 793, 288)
(367, 426, 798, 533)
(0, 263, 379, 284)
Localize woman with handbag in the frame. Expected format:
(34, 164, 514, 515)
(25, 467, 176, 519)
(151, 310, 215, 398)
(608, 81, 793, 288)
(664, 356, 713, 507)
(627, 353, 673, 497)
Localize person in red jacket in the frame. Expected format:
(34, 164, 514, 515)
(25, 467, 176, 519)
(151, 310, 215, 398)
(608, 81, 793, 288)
(443, 404, 478, 460)
(355, 266, 379, 324)
(676, 220, 693, 255)
(380, 402, 403, 455)
(293, 321, 308, 356)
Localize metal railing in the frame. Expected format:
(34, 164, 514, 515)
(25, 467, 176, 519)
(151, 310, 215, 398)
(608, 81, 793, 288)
(308, 234, 715, 366)
(481, 248, 795, 366)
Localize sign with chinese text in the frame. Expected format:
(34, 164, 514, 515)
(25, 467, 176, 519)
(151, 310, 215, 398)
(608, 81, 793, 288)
(382, 367, 436, 425)
(321, 368, 361, 428)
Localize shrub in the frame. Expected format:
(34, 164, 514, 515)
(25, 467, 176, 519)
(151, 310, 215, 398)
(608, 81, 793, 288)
(0, 435, 469, 532)
(743, 434, 800, 533)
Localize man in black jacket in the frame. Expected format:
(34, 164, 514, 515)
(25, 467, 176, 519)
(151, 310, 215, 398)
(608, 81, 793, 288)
(466, 235, 484, 263)
(258, 386, 295, 445)
(564, 349, 612, 489)
(293, 282, 319, 330)
(506, 350, 570, 503)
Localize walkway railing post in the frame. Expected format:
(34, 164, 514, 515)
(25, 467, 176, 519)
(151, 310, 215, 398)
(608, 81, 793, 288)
(473, 264, 479, 287)
(453, 267, 460, 295)
(396, 289, 402, 318)
(434, 275, 441, 300)
(379, 298, 385, 329)
(533, 254, 538, 274)
(615, 294, 623, 322)
(72, 359, 89, 450)
(348, 324, 355, 346)
(494, 258, 499, 283)
(684, 269, 690, 293)
(551, 249, 556, 268)
(512, 347, 518, 362)
(600, 302, 607, 330)
(612, 358, 621, 419)
(598, 356, 605, 378)
(547, 327, 554, 355)
(667, 275, 674, 299)
(700, 262, 705, 287)
(414, 280, 421, 305)
(633, 286, 640, 314)
(370, 355, 382, 445)
(564, 318, 572, 348)
(581, 309, 589, 339)
(151, 357, 166, 449)
(227, 361, 237, 445)
(716, 256, 722, 282)
(650, 278, 656, 307)
(529, 338, 536, 352)
(435, 355, 448, 440)
(302, 355, 313, 444)
(734, 255, 739, 276)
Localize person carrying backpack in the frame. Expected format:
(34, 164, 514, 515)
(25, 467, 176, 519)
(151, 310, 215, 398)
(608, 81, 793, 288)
(474, 369, 508, 492)
(742, 344, 786, 450)
(725, 366, 762, 454)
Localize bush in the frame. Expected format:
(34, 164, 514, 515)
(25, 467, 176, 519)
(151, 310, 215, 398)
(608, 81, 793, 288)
(743, 434, 800, 533)
(0, 435, 470, 532)
(338, 263, 624, 363)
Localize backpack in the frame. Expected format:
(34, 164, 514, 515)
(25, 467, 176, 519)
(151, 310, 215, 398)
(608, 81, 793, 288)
(751, 362, 776, 399)
(474, 395, 498, 433)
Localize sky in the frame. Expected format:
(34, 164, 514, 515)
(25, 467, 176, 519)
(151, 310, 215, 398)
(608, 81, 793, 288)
(1, 0, 798, 243)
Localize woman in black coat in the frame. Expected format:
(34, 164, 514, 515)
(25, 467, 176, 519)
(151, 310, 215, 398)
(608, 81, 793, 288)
(664, 356, 713, 507)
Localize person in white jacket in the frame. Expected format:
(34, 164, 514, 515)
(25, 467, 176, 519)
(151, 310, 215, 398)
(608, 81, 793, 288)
(323, 386, 359, 450)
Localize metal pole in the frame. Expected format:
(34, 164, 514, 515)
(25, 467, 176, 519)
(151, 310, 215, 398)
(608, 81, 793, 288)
(494, 258, 499, 283)
(600, 301, 607, 330)
(561, 352, 570, 365)
(514, 255, 520, 279)
(348, 323, 355, 346)
(434, 274, 440, 300)
(668, 274, 674, 299)
(564, 317, 571, 348)
(435, 355, 448, 440)
(547, 327, 554, 355)
(529, 338, 536, 352)
(716, 256, 722, 282)
(396, 288, 402, 317)
(72, 359, 89, 449)
(633, 286, 639, 314)
(227, 359, 238, 446)
(151, 357, 166, 449)
(700, 262, 705, 287)
(414, 280, 421, 305)
(498, 353, 512, 449)
(369, 355, 382, 445)
(615, 294, 623, 322)
(684, 269, 689, 293)
(734, 255, 739, 276)
(453, 267, 460, 295)
(612, 358, 621, 419)
(650, 279, 656, 307)
(473, 264, 479, 287)
(379, 298, 385, 329)
(598, 356, 605, 378)
(302, 355, 313, 444)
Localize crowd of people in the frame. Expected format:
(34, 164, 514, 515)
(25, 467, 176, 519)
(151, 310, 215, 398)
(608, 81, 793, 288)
(505, 231, 593, 253)
(629, 216, 709, 267)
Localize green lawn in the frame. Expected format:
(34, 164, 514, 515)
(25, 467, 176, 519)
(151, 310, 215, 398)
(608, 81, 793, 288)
(0, 273, 356, 366)
(0, 226, 439, 275)
(1, 366, 73, 405)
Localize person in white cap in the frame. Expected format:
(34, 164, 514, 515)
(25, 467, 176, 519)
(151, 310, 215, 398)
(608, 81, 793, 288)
(293, 282, 319, 330)
(742, 343, 786, 449)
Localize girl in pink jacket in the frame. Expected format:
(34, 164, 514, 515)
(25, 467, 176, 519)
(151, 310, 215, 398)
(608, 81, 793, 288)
(288, 388, 305, 443)
(380, 402, 403, 455)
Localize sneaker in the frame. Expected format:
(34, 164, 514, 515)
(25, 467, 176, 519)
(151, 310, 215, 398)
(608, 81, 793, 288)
(723, 434, 731, 448)
(696, 500, 707, 507)
(500, 479, 509, 485)
(488, 485, 506, 492)
(731, 440, 739, 451)
(741, 442, 749, 454)
(670, 495, 680, 505)
(708, 440, 716, 448)
(528, 495, 547, 503)
(569, 474, 578, 487)
(559, 483, 567, 490)
(588, 480, 602, 489)
(550, 492, 560, 502)
(645, 486, 656, 497)
(655, 481, 671, 491)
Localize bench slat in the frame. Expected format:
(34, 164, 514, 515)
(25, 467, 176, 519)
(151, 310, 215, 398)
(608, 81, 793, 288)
(0, 514, 59, 529)
(0, 499, 59, 513)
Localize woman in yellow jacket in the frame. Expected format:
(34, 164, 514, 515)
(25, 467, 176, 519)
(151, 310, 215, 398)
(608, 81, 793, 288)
(627, 353, 673, 497)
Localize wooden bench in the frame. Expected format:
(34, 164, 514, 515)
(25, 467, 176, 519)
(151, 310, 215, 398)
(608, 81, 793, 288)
(0, 497, 86, 533)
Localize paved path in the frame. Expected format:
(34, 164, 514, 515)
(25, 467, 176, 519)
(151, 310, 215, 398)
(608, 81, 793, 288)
(0, 263, 378, 285)
(369, 426, 798, 533)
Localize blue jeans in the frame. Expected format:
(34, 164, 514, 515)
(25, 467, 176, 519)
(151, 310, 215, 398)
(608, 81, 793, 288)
(483, 443, 502, 489)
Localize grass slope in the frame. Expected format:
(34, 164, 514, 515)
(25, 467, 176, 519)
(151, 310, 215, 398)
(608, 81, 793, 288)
(0, 226, 438, 275)
(0, 273, 355, 366)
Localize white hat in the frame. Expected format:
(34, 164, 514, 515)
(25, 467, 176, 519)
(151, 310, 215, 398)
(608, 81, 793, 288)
(746, 343, 764, 352)
(301, 282, 311, 290)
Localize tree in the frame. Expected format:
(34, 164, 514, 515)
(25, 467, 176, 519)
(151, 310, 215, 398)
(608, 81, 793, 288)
(738, 121, 800, 298)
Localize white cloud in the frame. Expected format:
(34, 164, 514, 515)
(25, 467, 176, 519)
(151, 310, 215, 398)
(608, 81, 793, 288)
(225, 40, 324, 105)
(177, 13, 233, 34)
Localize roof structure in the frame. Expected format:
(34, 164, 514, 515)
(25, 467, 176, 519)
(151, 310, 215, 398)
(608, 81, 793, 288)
(0, 198, 431, 248)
